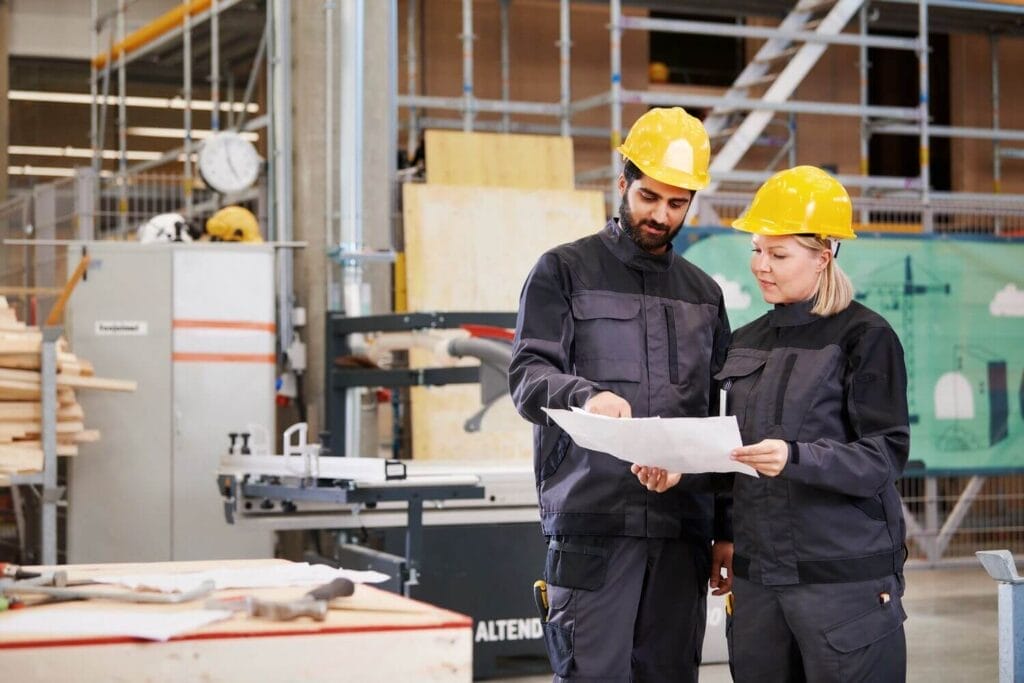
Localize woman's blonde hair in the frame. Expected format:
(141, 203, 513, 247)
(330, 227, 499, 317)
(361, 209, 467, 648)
(792, 235, 853, 316)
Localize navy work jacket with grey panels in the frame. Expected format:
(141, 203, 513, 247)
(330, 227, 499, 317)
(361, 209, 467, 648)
(509, 219, 733, 542)
(717, 298, 911, 585)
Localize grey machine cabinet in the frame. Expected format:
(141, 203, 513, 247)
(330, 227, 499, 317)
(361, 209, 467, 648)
(67, 243, 275, 562)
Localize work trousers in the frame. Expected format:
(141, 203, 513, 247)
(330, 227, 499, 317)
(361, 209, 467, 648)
(541, 535, 711, 683)
(730, 574, 907, 683)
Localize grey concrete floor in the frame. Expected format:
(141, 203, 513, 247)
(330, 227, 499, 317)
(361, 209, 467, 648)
(501, 566, 998, 682)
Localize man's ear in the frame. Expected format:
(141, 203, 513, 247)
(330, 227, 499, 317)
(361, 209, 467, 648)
(617, 173, 627, 197)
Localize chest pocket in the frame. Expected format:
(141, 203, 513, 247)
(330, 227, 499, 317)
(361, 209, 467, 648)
(713, 349, 769, 436)
(571, 291, 643, 383)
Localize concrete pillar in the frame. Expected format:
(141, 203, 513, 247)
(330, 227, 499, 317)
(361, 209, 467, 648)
(291, 1, 394, 436)
(0, 1, 10, 201)
(291, 1, 329, 436)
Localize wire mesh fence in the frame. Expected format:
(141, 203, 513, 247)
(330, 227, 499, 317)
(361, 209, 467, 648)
(0, 171, 264, 323)
(901, 473, 1024, 565)
(700, 191, 1024, 237)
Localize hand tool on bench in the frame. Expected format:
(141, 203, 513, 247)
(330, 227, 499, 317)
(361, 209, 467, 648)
(0, 563, 42, 580)
(1, 574, 216, 604)
(205, 577, 356, 621)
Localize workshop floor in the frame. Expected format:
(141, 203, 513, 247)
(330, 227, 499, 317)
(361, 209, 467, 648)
(500, 565, 998, 682)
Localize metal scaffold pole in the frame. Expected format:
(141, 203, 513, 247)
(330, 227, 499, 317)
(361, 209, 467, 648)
(859, 2, 871, 223)
(500, 0, 511, 132)
(117, 0, 128, 234)
(211, 0, 220, 132)
(919, 0, 932, 232)
(992, 32, 1001, 195)
(325, 0, 336, 310)
(559, 0, 571, 137)
(609, 0, 622, 200)
(269, 0, 295, 354)
(461, 0, 474, 131)
(339, 0, 366, 459)
(183, 7, 194, 218)
(406, 0, 419, 158)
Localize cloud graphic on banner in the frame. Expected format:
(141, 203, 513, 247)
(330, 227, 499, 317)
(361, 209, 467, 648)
(989, 284, 1024, 317)
(713, 274, 751, 310)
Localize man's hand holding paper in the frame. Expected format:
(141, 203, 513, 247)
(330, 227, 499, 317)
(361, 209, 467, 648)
(542, 407, 757, 477)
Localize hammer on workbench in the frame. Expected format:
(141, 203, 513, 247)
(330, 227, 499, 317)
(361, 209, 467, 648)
(206, 577, 356, 621)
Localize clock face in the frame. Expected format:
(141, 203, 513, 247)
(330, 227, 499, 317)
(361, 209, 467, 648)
(198, 131, 262, 194)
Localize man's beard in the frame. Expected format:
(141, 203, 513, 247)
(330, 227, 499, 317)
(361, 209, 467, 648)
(618, 194, 685, 253)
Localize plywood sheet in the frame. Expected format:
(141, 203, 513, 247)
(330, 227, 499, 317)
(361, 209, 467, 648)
(403, 183, 605, 461)
(425, 130, 575, 190)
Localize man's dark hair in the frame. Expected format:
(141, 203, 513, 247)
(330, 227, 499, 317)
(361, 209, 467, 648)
(623, 159, 643, 188)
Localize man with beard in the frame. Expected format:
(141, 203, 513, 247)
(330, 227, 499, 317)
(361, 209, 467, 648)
(509, 107, 733, 682)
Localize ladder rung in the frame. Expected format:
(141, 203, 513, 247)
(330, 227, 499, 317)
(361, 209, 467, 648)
(733, 73, 778, 89)
(796, 0, 838, 13)
(754, 46, 801, 65)
(711, 126, 739, 139)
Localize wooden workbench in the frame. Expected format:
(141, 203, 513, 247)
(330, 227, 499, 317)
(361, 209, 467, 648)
(0, 559, 473, 682)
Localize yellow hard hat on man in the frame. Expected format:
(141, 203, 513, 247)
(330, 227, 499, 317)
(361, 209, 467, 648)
(617, 107, 711, 191)
(732, 165, 856, 240)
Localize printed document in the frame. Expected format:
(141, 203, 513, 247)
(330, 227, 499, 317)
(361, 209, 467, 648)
(542, 407, 757, 477)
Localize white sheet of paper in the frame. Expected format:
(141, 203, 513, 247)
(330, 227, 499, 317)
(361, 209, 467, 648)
(93, 563, 390, 594)
(0, 608, 233, 642)
(542, 407, 757, 477)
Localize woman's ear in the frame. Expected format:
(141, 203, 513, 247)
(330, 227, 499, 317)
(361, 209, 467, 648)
(816, 247, 831, 273)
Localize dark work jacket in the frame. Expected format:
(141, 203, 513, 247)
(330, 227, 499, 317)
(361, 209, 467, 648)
(509, 220, 732, 541)
(717, 298, 910, 585)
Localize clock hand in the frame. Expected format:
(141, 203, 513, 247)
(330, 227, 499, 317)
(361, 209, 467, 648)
(225, 150, 239, 179)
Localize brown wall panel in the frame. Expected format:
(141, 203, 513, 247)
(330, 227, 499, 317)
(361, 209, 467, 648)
(399, 0, 647, 184)
(950, 33, 1024, 194)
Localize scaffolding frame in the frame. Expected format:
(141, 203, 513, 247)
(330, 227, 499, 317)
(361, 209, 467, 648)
(396, 0, 1024, 234)
(88, 0, 269, 221)
(87, 0, 293, 352)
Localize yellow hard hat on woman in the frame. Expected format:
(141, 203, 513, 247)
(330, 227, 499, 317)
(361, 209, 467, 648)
(732, 165, 856, 240)
(617, 107, 711, 191)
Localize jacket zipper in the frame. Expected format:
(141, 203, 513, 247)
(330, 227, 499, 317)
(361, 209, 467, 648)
(774, 353, 798, 426)
(664, 304, 679, 384)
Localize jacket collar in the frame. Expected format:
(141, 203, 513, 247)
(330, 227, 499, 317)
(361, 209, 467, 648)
(599, 219, 674, 272)
(768, 298, 819, 327)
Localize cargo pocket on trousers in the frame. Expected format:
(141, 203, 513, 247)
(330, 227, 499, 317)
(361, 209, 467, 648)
(824, 596, 907, 680)
(823, 599, 906, 654)
(542, 539, 609, 677)
(544, 538, 609, 591)
(543, 585, 574, 677)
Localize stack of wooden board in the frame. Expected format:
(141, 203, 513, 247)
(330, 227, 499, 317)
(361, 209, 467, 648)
(401, 130, 606, 462)
(0, 297, 136, 475)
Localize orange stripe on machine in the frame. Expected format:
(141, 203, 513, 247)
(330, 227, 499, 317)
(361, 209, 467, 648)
(173, 319, 276, 333)
(172, 353, 276, 364)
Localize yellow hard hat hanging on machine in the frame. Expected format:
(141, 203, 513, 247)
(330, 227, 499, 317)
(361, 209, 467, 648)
(205, 205, 263, 243)
(732, 165, 856, 240)
(617, 107, 711, 191)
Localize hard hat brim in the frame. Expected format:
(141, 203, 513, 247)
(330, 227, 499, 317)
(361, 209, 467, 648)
(732, 216, 857, 240)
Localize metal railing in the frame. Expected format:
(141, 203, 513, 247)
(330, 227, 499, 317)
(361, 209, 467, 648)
(0, 171, 264, 323)
(903, 473, 1024, 566)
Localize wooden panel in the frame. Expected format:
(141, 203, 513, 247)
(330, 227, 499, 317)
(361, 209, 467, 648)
(403, 183, 605, 461)
(425, 130, 575, 189)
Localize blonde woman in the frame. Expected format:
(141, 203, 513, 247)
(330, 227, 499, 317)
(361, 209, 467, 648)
(636, 166, 910, 682)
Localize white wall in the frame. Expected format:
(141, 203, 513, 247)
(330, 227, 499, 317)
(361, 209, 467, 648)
(9, 0, 180, 60)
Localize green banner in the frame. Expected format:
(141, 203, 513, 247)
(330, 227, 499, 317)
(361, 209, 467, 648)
(679, 231, 1024, 472)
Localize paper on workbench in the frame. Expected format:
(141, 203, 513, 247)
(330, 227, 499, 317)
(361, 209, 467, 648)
(94, 563, 389, 595)
(542, 407, 757, 477)
(0, 608, 233, 642)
